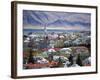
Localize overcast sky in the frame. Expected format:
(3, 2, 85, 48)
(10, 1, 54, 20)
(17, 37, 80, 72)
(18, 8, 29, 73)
(23, 10, 91, 31)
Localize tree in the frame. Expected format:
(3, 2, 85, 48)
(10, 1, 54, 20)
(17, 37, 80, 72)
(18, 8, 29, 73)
(68, 54, 73, 65)
(28, 49, 35, 64)
(48, 53, 53, 62)
(28, 38, 36, 64)
(58, 57, 62, 67)
(76, 54, 83, 66)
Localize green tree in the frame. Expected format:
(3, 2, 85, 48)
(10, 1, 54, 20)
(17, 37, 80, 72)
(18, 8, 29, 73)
(28, 49, 35, 64)
(76, 54, 83, 66)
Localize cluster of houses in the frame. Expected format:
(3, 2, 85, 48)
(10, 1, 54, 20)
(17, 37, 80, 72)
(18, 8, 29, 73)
(23, 31, 91, 69)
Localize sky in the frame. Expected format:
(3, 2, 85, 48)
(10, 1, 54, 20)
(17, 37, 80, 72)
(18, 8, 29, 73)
(23, 10, 91, 31)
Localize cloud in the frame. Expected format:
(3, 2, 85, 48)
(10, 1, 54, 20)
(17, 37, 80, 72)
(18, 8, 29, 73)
(23, 10, 91, 31)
